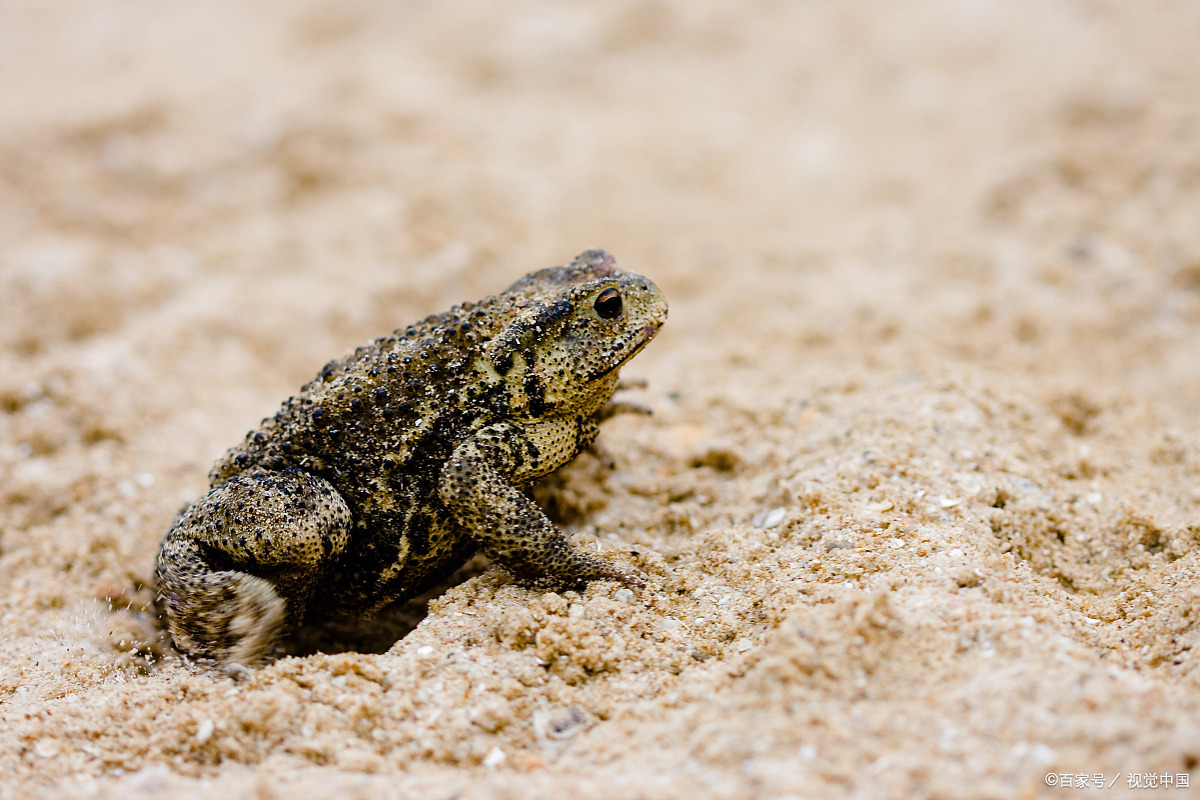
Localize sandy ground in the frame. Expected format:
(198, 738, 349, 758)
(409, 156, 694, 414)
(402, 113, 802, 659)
(3, 1, 1200, 797)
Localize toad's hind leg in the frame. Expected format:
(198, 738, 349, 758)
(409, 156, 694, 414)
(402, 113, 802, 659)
(155, 469, 352, 666)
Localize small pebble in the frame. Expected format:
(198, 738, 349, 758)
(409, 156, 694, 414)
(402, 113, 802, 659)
(1031, 744, 1057, 764)
(121, 765, 174, 793)
(614, 588, 634, 603)
(753, 506, 788, 529)
(195, 718, 214, 745)
(416, 645, 435, 656)
(483, 747, 506, 768)
(534, 705, 592, 740)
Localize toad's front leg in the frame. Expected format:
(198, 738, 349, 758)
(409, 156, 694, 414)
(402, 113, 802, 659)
(437, 421, 645, 590)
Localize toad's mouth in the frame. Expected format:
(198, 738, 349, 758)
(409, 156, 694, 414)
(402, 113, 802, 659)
(587, 322, 663, 382)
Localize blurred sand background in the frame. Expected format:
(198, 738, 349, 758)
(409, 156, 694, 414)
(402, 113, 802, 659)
(3, 1, 1200, 798)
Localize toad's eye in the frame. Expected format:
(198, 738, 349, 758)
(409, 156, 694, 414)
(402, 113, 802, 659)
(594, 287, 623, 320)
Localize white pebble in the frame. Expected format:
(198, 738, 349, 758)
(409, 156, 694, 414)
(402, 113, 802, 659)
(121, 765, 174, 793)
(195, 718, 214, 745)
(416, 645, 434, 656)
(760, 507, 787, 528)
(614, 588, 634, 603)
(1031, 743, 1057, 764)
(483, 747, 506, 768)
